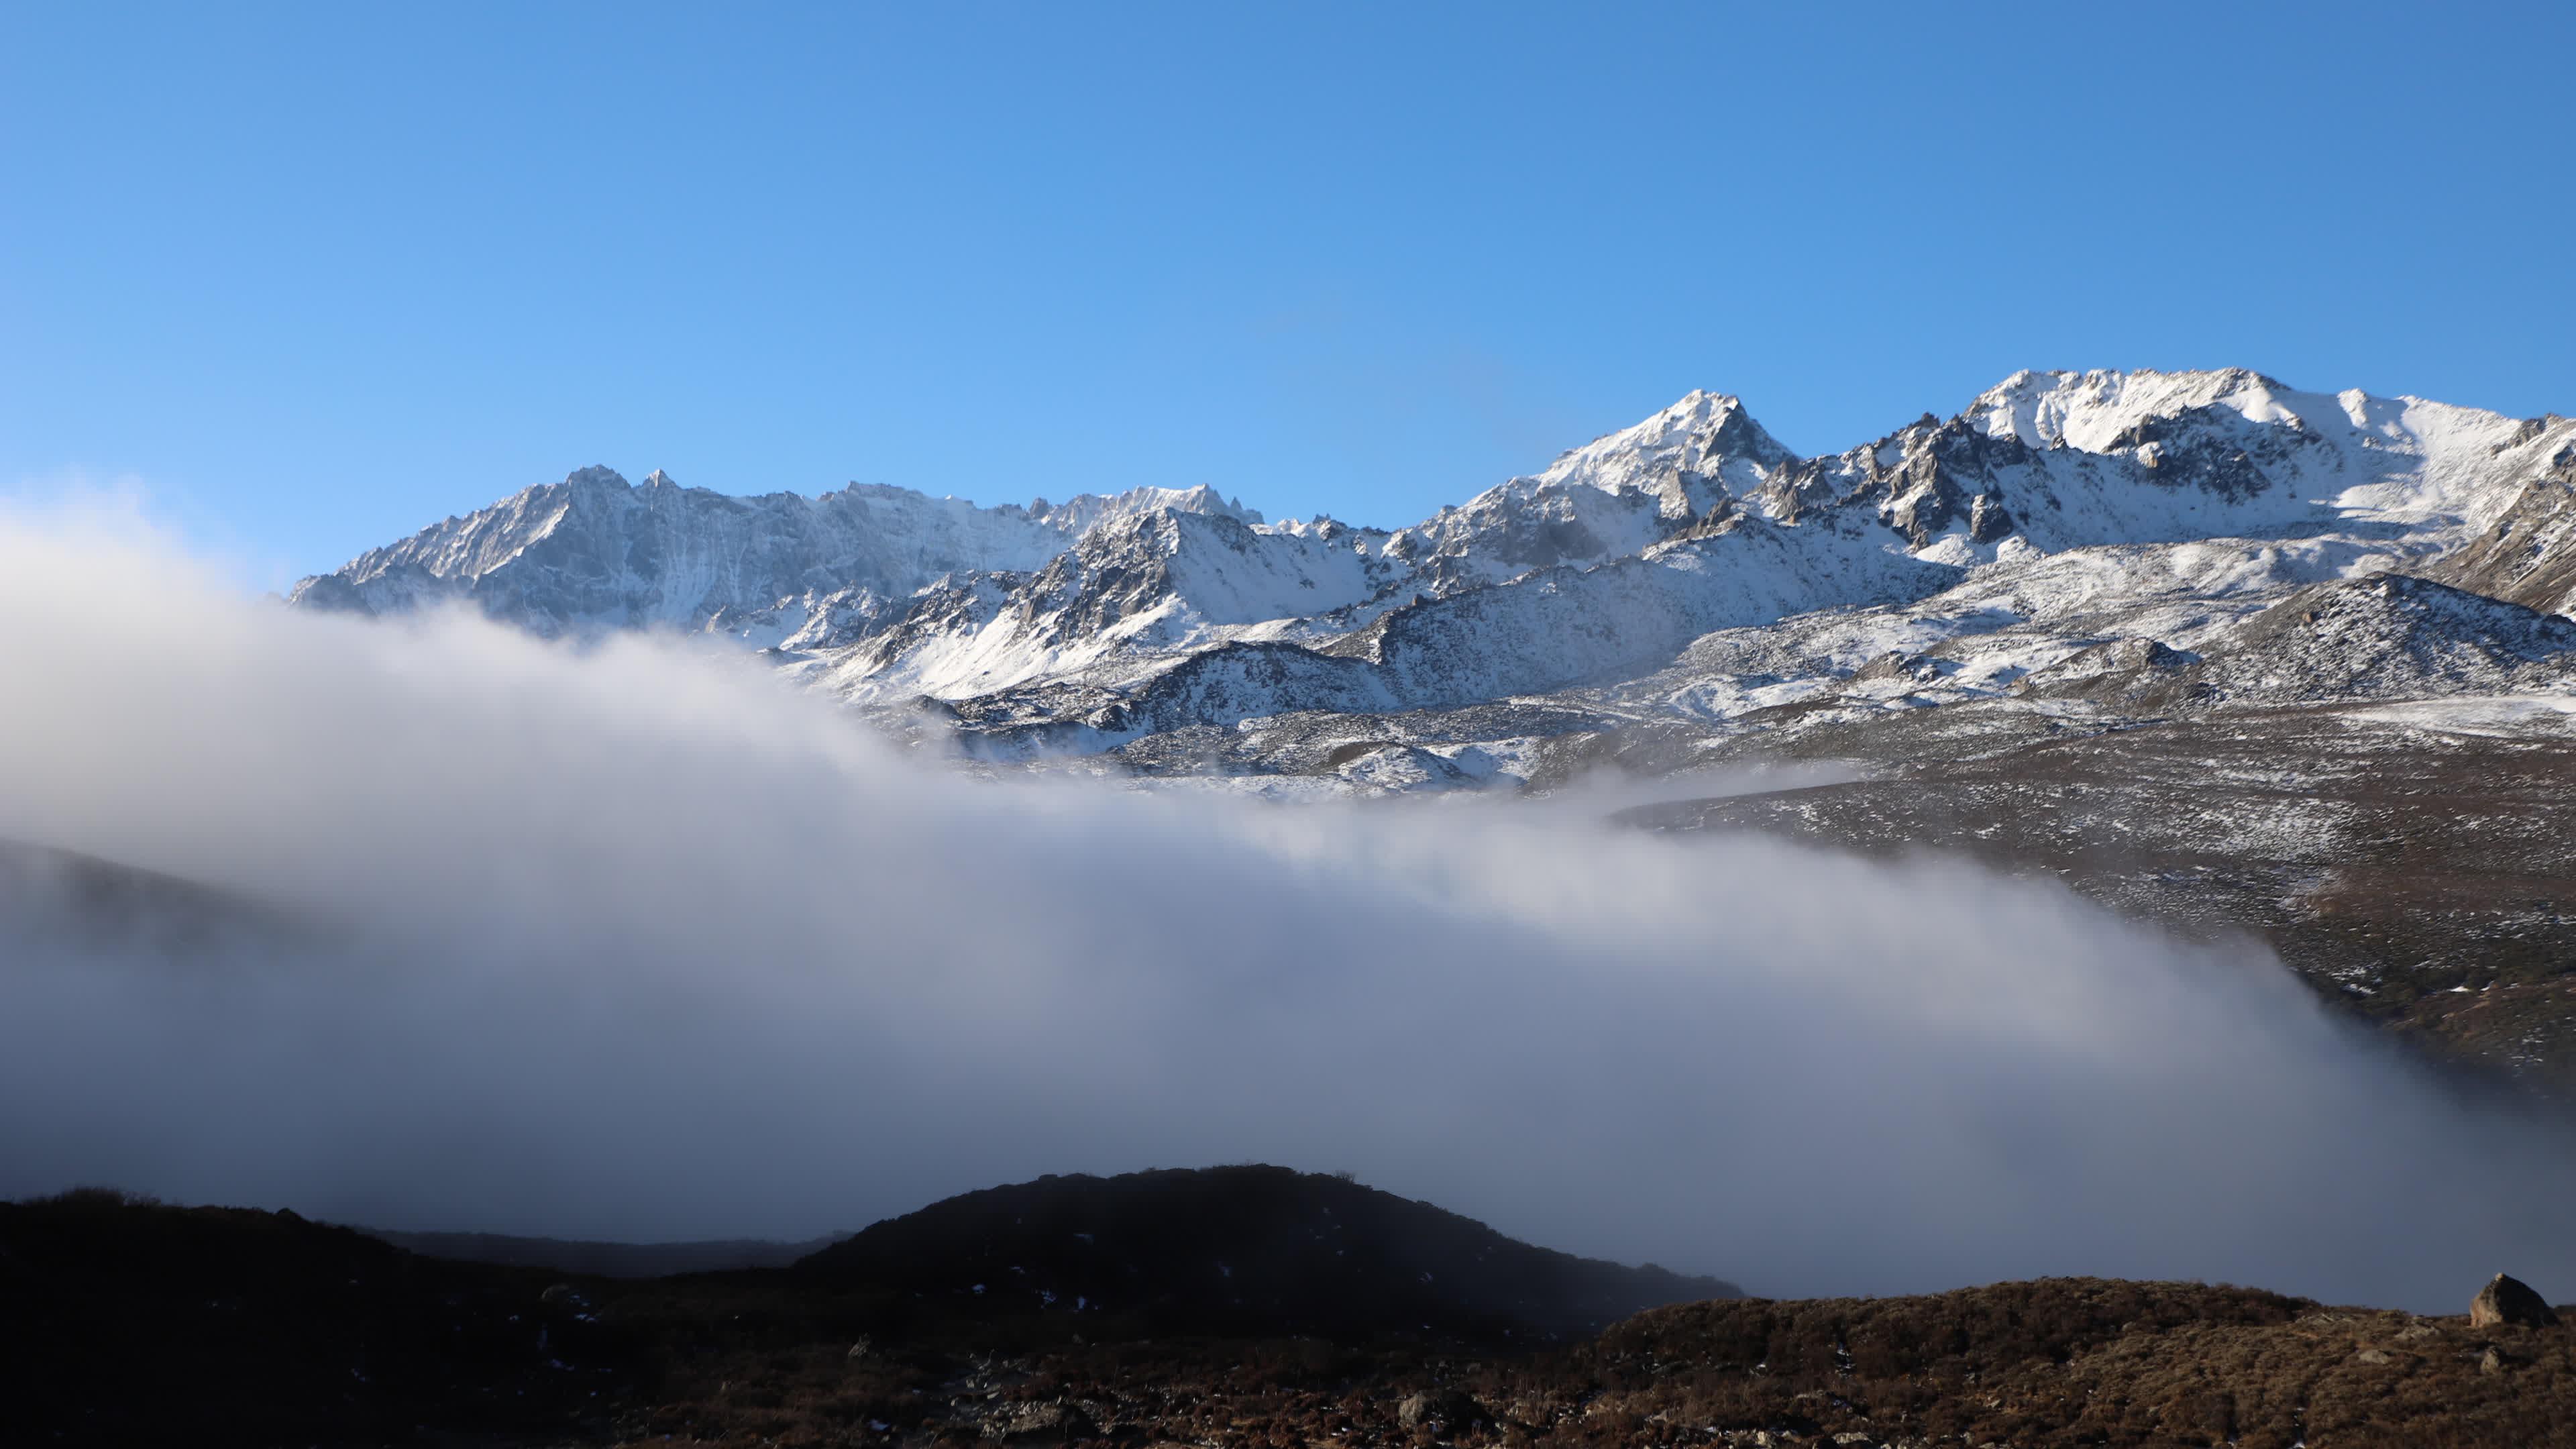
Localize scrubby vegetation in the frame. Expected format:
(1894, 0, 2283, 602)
(1534, 1279, 2576, 1448)
(9, 1187, 2575, 1447)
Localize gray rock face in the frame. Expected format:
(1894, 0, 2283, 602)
(2433, 424, 2576, 613)
(2470, 1272, 2560, 1329)
(981, 1401, 1097, 1443)
(1395, 1389, 1487, 1431)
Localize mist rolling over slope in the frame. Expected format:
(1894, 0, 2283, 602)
(271, 368, 2576, 1091)
(3, 505, 2571, 1312)
(15, 7, 2576, 1439)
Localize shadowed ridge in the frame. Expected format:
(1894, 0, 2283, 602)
(798, 1163, 1740, 1338)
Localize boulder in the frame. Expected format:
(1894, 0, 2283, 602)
(1850, 651, 1937, 684)
(2469, 1273, 2559, 1329)
(983, 1402, 1097, 1444)
(1396, 1389, 1488, 1431)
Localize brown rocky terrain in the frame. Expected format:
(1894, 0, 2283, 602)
(10, 1179, 2576, 1448)
(1635, 700, 2576, 1089)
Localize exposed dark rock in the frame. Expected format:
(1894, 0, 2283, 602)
(1849, 650, 1938, 683)
(2472, 1272, 2561, 1329)
(983, 1401, 1097, 1443)
(1395, 1387, 1487, 1430)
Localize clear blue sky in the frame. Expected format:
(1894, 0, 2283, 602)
(4, 3, 2571, 585)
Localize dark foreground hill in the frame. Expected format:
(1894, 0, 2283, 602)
(9, 1185, 2576, 1448)
(0, 1189, 643, 1445)
(798, 1165, 1738, 1338)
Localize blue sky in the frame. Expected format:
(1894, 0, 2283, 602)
(4, 3, 2570, 585)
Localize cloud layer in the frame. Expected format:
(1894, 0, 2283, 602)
(1, 507, 2568, 1311)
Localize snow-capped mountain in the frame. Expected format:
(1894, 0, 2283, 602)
(269, 370, 2576, 1089)
(1380, 389, 1801, 593)
(287, 467, 1268, 647)
(799, 507, 1413, 703)
(292, 367, 2576, 782)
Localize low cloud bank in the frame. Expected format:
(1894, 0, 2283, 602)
(1, 508, 2568, 1311)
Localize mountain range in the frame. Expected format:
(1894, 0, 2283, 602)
(291, 368, 2576, 775)
(289, 368, 2576, 1085)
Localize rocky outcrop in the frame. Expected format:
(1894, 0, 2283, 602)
(1395, 1389, 1489, 1431)
(2471, 1272, 2561, 1329)
(981, 1402, 1098, 1443)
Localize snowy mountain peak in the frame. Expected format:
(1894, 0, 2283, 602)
(1032, 483, 1266, 535)
(1537, 389, 1796, 500)
(1366, 390, 1807, 595)
(1966, 368, 2318, 453)
(562, 464, 632, 491)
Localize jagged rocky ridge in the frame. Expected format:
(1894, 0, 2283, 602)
(294, 366, 2576, 784)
